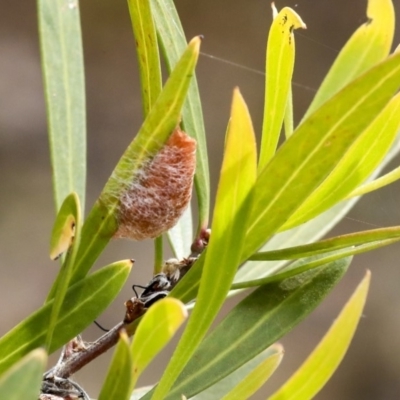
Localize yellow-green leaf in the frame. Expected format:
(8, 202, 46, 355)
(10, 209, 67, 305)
(259, 5, 306, 169)
(193, 346, 282, 400)
(305, 0, 395, 119)
(131, 298, 187, 391)
(347, 164, 400, 198)
(46, 193, 82, 349)
(150, 89, 257, 400)
(281, 91, 400, 230)
(98, 331, 132, 400)
(0, 349, 46, 400)
(243, 51, 400, 260)
(49, 192, 80, 261)
(221, 345, 283, 400)
(268, 270, 370, 400)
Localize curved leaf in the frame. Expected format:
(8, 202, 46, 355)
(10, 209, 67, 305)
(283, 92, 400, 230)
(141, 258, 350, 400)
(46, 193, 82, 349)
(259, 5, 306, 168)
(268, 270, 370, 400)
(0, 349, 46, 400)
(0, 260, 132, 375)
(38, 0, 86, 211)
(347, 163, 400, 198)
(305, 0, 395, 119)
(151, 89, 257, 399)
(244, 51, 400, 259)
(49, 192, 80, 261)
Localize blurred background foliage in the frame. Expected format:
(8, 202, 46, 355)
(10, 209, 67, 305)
(1, 0, 400, 398)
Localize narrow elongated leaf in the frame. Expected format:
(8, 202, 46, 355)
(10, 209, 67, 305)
(259, 5, 306, 168)
(48, 37, 200, 293)
(128, 0, 161, 117)
(151, 89, 257, 400)
(98, 331, 132, 400)
(128, 0, 164, 273)
(234, 135, 400, 284)
(348, 164, 400, 198)
(46, 193, 82, 349)
(142, 258, 350, 400)
(305, 0, 395, 119)
(168, 207, 193, 259)
(162, 0, 400, 306)
(193, 346, 282, 400)
(151, 0, 210, 232)
(131, 298, 187, 391)
(283, 92, 400, 230)
(243, 51, 400, 259)
(221, 347, 283, 400)
(0, 260, 132, 375)
(233, 239, 386, 290)
(249, 226, 400, 261)
(269, 271, 370, 400)
(0, 349, 46, 400)
(38, 0, 86, 211)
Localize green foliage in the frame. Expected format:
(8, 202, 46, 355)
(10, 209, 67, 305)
(98, 332, 132, 400)
(38, 0, 86, 212)
(0, 349, 46, 400)
(1, 0, 400, 399)
(269, 271, 371, 400)
(0, 261, 131, 375)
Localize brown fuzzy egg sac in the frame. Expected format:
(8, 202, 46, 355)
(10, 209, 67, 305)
(114, 129, 197, 241)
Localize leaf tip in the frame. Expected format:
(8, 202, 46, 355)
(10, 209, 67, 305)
(189, 36, 202, 53)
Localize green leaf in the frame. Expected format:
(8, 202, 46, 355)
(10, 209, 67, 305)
(150, 89, 257, 399)
(142, 258, 350, 400)
(259, 5, 306, 168)
(131, 298, 187, 391)
(193, 345, 283, 400)
(98, 331, 132, 400)
(221, 345, 283, 400)
(46, 193, 82, 349)
(233, 240, 383, 290)
(37, 0, 86, 212)
(248, 226, 400, 261)
(54, 36, 201, 288)
(268, 270, 370, 400)
(127, 0, 161, 117)
(348, 164, 400, 198)
(243, 51, 400, 259)
(282, 92, 400, 230)
(0, 260, 132, 375)
(168, 207, 193, 259)
(234, 130, 399, 284)
(151, 0, 210, 233)
(49, 192, 80, 261)
(284, 86, 294, 139)
(0, 349, 46, 400)
(305, 0, 395, 119)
